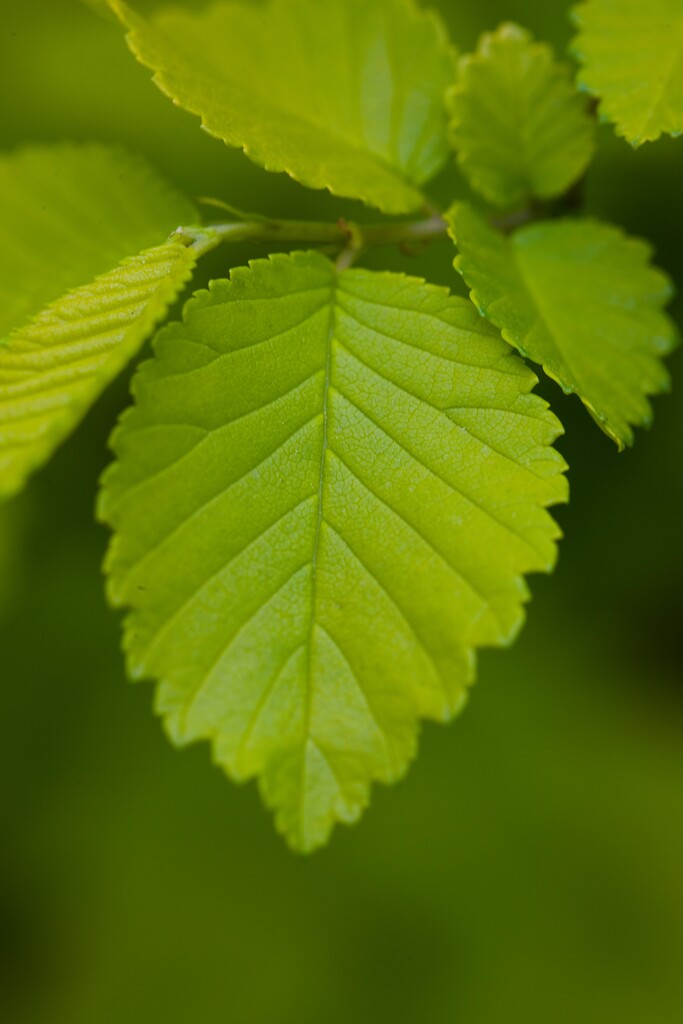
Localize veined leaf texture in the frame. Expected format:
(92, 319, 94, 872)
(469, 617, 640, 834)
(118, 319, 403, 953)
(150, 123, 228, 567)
(0, 145, 204, 499)
(448, 23, 595, 209)
(101, 252, 567, 850)
(572, 0, 683, 146)
(449, 203, 678, 449)
(108, 0, 457, 213)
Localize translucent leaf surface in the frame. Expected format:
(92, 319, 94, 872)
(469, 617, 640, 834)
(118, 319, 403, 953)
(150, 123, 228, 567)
(0, 144, 205, 500)
(448, 203, 678, 449)
(448, 23, 595, 209)
(572, 0, 683, 145)
(0, 144, 198, 337)
(100, 251, 567, 852)
(108, 0, 457, 214)
(0, 239, 204, 501)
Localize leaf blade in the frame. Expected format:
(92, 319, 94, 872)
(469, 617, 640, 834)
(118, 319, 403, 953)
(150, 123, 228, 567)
(0, 239, 202, 501)
(448, 23, 595, 209)
(448, 202, 678, 449)
(572, 0, 683, 145)
(109, 0, 457, 213)
(0, 144, 203, 499)
(0, 144, 198, 337)
(100, 251, 567, 852)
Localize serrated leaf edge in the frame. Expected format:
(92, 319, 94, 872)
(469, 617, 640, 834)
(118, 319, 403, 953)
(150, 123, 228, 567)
(108, 0, 457, 215)
(569, 1, 683, 147)
(99, 250, 569, 851)
(448, 204, 679, 450)
(447, 21, 596, 209)
(0, 240, 199, 501)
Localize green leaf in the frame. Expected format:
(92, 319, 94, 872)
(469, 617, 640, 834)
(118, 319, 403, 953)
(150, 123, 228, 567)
(572, 0, 683, 146)
(108, 0, 457, 214)
(0, 144, 206, 500)
(447, 23, 595, 209)
(0, 239, 204, 501)
(100, 251, 567, 852)
(0, 144, 198, 337)
(448, 203, 678, 449)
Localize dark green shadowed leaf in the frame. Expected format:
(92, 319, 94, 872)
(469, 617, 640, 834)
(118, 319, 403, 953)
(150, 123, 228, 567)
(108, 0, 457, 214)
(448, 203, 678, 449)
(100, 251, 567, 852)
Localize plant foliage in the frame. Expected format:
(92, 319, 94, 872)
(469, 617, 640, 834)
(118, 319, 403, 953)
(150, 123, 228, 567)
(0, 145, 197, 336)
(0, 146, 204, 497)
(448, 203, 677, 449)
(0, 0, 679, 850)
(448, 23, 595, 209)
(100, 251, 566, 851)
(572, 0, 683, 146)
(109, 0, 457, 213)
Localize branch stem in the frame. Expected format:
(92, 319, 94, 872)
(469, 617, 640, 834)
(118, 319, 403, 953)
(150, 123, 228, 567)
(174, 213, 448, 259)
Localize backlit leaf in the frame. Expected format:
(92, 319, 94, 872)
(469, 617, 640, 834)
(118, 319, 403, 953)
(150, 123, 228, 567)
(0, 144, 205, 499)
(100, 251, 567, 852)
(448, 23, 595, 209)
(448, 202, 678, 449)
(108, 0, 457, 214)
(572, 0, 683, 145)
(0, 238, 206, 501)
(0, 144, 198, 337)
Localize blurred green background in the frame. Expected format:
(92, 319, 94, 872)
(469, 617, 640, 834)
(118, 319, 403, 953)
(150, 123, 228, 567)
(1, 1, 682, 1021)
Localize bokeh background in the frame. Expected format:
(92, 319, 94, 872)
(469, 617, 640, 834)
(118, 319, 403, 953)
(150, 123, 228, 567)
(1, 1, 682, 1021)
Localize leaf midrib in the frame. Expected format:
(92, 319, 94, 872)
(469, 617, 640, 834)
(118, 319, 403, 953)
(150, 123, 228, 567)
(510, 240, 589, 402)
(298, 277, 336, 846)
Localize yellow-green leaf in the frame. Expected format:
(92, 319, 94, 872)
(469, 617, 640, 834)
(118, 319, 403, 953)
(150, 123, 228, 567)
(448, 202, 678, 449)
(0, 144, 197, 337)
(448, 23, 595, 209)
(0, 144, 204, 500)
(572, 0, 683, 145)
(100, 251, 567, 852)
(0, 240, 203, 501)
(108, 0, 457, 214)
